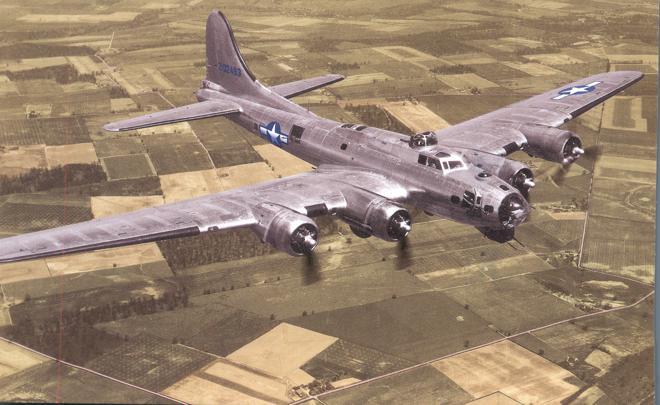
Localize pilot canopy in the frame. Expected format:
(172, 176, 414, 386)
(417, 151, 467, 175)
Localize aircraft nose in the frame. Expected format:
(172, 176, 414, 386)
(498, 193, 530, 228)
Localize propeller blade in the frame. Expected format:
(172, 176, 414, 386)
(551, 164, 570, 186)
(395, 236, 412, 270)
(301, 253, 321, 285)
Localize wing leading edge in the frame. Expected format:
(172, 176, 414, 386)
(270, 74, 344, 99)
(103, 99, 242, 132)
(0, 167, 406, 263)
(434, 71, 644, 155)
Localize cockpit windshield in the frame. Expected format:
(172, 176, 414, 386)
(418, 153, 466, 174)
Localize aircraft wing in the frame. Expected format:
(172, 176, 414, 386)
(434, 71, 644, 155)
(270, 74, 344, 99)
(0, 166, 406, 263)
(103, 99, 242, 132)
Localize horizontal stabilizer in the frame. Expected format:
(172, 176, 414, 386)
(270, 74, 344, 99)
(104, 99, 241, 132)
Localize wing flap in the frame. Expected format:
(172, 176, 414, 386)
(103, 99, 242, 132)
(270, 74, 344, 99)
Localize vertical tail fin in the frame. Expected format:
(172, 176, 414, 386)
(205, 10, 258, 94)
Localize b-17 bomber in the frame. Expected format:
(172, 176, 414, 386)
(0, 10, 643, 263)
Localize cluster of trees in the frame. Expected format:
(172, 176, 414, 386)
(8, 289, 189, 363)
(303, 36, 340, 53)
(430, 64, 474, 74)
(0, 164, 106, 195)
(4, 64, 95, 84)
(159, 228, 273, 270)
(401, 32, 479, 56)
(328, 62, 360, 72)
(0, 43, 93, 59)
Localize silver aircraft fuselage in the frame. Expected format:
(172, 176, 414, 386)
(197, 86, 529, 231)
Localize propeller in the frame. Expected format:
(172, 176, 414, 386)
(535, 144, 603, 188)
(301, 252, 321, 285)
(395, 236, 412, 270)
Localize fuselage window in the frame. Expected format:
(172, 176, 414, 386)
(340, 143, 348, 150)
(340, 123, 355, 129)
(418, 155, 427, 165)
(355, 125, 367, 131)
(442, 161, 449, 170)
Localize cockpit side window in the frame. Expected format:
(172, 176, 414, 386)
(448, 160, 463, 169)
(428, 158, 441, 169)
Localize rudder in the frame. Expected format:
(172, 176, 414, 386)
(206, 10, 258, 94)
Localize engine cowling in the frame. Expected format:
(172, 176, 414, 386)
(459, 149, 535, 193)
(341, 199, 412, 241)
(519, 125, 584, 164)
(499, 161, 535, 194)
(255, 208, 319, 256)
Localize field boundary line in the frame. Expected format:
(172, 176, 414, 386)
(0, 335, 187, 404)
(292, 290, 654, 404)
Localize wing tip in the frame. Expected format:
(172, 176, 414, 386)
(102, 123, 122, 132)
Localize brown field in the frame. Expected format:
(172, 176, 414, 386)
(137, 122, 193, 136)
(416, 252, 553, 286)
(433, 340, 581, 404)
(523, 53, 584, 65)
(159, 169, 222, 203)
(0, 75, 18, 96)
(44, 143, 98, 168)
(217, 162, 278, 191)
(601, 97, 648, 132)
(67, 56, 100, 75)
(0, 260, 50, 286)
(0, 57, 68, 73)
(253, 145, 313, 177)
(110, 98, 138, 113)
(443, 53, 497, 65)
(45, 244, 164, 276)
(203, 360, 289, 402)
(467, 392, 520, 404)
(0, 145, 47, 176)
(571, 385, 607, 404)
(372, 46, 444, 69)
(0, 308, 10, 327)
(545, 211, 586, 220)
(382, 102, 451, 132)
(437, 73, 499, 90)
(596, 155, 656, 174)
(18, 12, 139, 23)
(162, 374, 272, 405)
(0, 340, 49, 379)
(502, 62, 564, 77)
(90, 195, 164, 218)
(144, 68, 176, 90)
(332, 73, 393, 88)
(101, 153, 156, 180)
(575, 103, 603, 132)
(227, 322, 337, 385)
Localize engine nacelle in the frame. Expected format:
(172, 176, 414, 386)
(341, 199, 411, 242)
(459, 149, 535, 193)
(253, 206, 319, 256)
(499, 161, 535, 193)
(519, 125, 584, 164)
